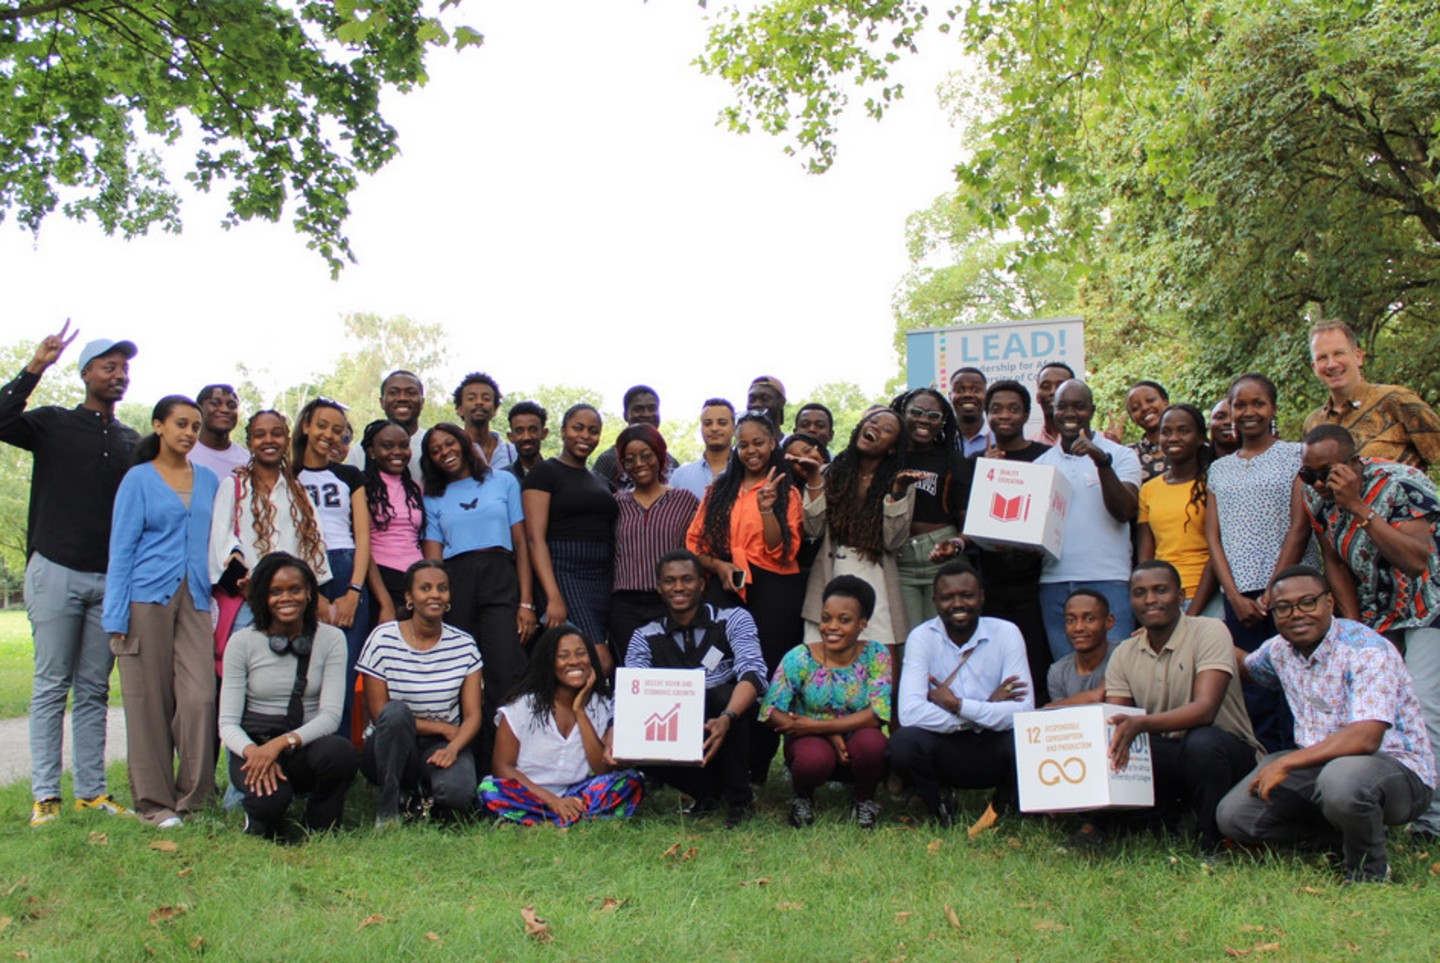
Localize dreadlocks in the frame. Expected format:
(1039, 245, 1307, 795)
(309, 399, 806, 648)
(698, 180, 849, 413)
(824, 408, 908, 561)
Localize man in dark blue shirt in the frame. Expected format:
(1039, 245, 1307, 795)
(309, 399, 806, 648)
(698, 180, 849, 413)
(0, 321, 139, 827)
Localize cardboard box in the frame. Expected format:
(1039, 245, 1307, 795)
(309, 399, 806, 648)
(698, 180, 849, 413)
(612, 667, 706, 765)
(963, 457, 1071, 561)
(1013, 705, 1154, 813)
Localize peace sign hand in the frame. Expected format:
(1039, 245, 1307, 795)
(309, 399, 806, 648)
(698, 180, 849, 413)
(755, 466, 781, 513)
(29, 319, 79, 373)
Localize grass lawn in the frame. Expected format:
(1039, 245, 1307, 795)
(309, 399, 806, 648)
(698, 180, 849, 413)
(0, 610, 121, 719)
(0, 772, 1437, 960)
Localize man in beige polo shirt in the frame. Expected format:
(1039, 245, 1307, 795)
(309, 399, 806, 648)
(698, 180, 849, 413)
(1104, 561, 1264, 855)
(1302, 319, 1440, 471)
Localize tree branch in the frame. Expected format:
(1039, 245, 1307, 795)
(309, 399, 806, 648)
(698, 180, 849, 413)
(0, 0, 87, 23)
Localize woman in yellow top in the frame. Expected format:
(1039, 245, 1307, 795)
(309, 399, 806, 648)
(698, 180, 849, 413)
(1136, 404, 1221, 617)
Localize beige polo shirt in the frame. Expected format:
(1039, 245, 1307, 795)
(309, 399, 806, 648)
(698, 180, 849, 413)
(1104, 614, 1262, 753)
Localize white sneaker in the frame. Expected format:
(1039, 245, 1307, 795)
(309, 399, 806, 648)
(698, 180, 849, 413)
(156, 815, 183, 830)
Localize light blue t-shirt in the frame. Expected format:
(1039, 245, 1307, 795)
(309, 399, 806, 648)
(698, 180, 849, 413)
(422, 471, 524, 557)
(1037, 435, 1143, 583)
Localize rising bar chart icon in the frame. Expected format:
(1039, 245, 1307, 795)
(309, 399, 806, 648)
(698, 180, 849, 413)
(645, 704, 682, 742)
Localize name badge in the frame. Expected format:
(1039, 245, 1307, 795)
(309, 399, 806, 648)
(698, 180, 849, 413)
(701, 647, 723, 671)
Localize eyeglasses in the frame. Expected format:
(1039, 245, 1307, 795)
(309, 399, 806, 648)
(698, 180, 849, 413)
(905, 406, 945, 424)
(1270, 592, 1329, 619)
(621, 450, 658, 468)
(1296, 465, 1332, 487)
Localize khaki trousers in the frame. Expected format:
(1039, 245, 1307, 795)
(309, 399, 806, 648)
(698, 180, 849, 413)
(114, 581, 216, 824)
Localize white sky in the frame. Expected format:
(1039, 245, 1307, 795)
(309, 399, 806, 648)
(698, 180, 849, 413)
(1, 0, 965, 421)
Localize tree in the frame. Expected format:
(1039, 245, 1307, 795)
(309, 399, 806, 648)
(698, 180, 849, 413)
(0, 0, 483, 275)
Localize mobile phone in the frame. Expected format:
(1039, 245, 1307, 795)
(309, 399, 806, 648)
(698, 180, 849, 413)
(218, 557, 248, 595)
(730, 569, 747, 590)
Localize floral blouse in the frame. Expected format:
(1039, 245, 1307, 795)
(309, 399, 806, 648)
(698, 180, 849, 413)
(759, 640, 892, 723)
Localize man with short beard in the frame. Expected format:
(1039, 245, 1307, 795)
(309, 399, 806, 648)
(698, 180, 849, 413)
(453, 371, 516, 470)
(380, 369, 426, 478)
(504, 401, 548, 482)
(671, 398, 735, 499)
(0, 322, 140, 826)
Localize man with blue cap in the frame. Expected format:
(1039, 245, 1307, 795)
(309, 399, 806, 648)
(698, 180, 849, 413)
(0, 321, 140, 826)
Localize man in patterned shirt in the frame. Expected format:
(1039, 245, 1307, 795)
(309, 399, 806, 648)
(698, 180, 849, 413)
(1219, 566, 1435, 883)
(1299, 424, 1440, 841)
(1302, 319, 1440, 470)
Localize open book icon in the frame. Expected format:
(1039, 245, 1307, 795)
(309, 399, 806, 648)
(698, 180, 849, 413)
(644, 704, 682, 742)
(989, 492, 1031, 523)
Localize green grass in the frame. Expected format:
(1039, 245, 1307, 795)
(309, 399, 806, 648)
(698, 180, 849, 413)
(0, 772, 1437, 960)
(0, 610, 122, 719)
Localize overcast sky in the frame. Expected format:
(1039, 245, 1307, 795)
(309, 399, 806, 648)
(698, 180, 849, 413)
(2, 1, 965, 421)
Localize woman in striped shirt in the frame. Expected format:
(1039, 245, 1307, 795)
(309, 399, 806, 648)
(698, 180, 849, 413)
(608, 425, 700, 664)
(356, 560, 483, 827)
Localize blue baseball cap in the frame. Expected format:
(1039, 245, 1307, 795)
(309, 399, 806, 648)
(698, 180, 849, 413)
(77, 338, 138, 370)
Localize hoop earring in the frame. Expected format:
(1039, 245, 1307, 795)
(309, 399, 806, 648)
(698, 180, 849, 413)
(405, 601, 413, 610)
(445, 603, 452, 612)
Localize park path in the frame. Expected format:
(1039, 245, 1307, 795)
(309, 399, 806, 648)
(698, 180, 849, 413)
(0, 708, 128, 788)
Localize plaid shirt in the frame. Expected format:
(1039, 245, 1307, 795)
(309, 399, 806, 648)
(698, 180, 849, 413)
(1302, 458, 1440, 632)
(1247, 618, 1436, 787)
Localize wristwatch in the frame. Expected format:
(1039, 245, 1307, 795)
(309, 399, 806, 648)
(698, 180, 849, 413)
(284, 733, 300, 752)
(347, 583, 364, 594)
(721, 709, 738, 724)
(1094, 451, 1113, 469)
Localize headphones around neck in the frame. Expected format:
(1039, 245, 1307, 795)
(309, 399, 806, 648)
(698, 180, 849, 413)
(268, 633, 313, 657)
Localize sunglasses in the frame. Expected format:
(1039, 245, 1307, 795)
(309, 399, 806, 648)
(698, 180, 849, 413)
(1297, 465, 1333, 487)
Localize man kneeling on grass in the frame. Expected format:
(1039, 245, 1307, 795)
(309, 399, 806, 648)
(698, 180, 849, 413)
(1088, 560, 1262, 856)
(888, 560, 1032, 832)
(624, 550, 767, 829)
(1217, 565, 1436, 884)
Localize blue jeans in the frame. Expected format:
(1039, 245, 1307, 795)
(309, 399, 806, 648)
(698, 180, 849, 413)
(1038, 580, 1134, 660)
(23, 553, 114, 800)
(1402, 625, 1440, 835)
(321, 548, 368, 741)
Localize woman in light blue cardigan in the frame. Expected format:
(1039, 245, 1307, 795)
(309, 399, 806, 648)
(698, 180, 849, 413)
(104, 396, 219, 828)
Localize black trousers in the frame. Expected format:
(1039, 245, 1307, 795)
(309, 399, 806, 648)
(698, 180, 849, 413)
(446, 549, 527, 769)
(741, 567, 804, 784)
(1149, 725, 1258, 849)
(983, 582, 1051, 706)
(359, 702, 478, 818)
(643, 687, 753, 808)
(228, 733, 359, 834)
(886, 725, 1018, 814)
(608, 590, 666, 666)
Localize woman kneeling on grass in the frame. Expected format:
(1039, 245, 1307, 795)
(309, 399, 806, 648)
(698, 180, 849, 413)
(357, 559, 483, 827)
(479, 626, 643, 825)
(760, 575, 891, 829)
(218, 553, 358, 839)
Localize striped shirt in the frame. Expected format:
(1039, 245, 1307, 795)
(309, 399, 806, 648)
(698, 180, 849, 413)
(612, 487, 702, 592)
(356, 622, 482, 725)
(625, 604, 768, 694)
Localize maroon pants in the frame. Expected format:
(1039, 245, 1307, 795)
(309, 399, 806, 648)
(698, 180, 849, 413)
(784, 728, 887, 801)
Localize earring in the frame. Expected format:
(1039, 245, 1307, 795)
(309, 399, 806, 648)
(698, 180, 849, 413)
(405, 601, 413, 610)
(445, 603, 452, 612)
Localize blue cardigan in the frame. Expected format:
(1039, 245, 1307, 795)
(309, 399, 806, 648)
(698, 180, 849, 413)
(103, 462, 219, 634)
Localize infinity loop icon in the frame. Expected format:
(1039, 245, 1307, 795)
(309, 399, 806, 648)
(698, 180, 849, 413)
(1037, 757, 1087, 786)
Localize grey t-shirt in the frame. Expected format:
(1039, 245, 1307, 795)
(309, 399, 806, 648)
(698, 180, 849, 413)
(1046, 644, 1118, 703)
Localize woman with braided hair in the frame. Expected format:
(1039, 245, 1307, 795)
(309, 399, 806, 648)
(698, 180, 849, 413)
(360, 418, 426, 625)
(789, 407, 919, 652)
(686, 410, 804, 784)
(210, 409, 332, 635)
(1136, 404, 1221, 617)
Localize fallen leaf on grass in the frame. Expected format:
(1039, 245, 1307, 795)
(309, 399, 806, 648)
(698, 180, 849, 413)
(178, 868, 193, 878)
(597, 898, 625, 913)
(1224, 943, 1281, 958)
(188, 938, 204, 951)
(1006, 836, 1022, 849)
(1033, 920, 1066, 933)
(944, 905, 961, 930)
(1240, 925, 1266, 933)
(1297, 887, 1325, 895)
(894, 911, 913, 923)
(2, 880, 27, 898)
(1430, 863, 1440, 876)
(925, 839, 943, 854)
(680, 847, 699, 863)
(148, 840, 178, 854)
(424, 933, 441, 942)
(777, 901, 805, 912)
(737, 877, 770, 887)
(14, 952, 29, 959)
(662, 843, 682, 858)
(148, 906, 185, 925)
(356, 914, 389, 931)
(87, 832, 108, 846)
(521, 906, 552, 943)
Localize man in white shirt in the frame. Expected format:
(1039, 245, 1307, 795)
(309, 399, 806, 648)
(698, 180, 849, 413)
(1036, 379, 1142, 659)
(888, 560, 1033, 828)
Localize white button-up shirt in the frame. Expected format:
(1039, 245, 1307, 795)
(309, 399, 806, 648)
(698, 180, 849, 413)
(898, 616, 1033, 732)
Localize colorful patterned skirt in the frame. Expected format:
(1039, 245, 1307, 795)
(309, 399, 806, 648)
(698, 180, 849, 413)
(478, 770, 644, 826)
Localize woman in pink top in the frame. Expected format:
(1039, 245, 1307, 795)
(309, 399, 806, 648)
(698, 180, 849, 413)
(361, 419, 426, 625)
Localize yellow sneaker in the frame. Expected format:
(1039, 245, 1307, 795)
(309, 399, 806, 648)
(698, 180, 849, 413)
(30, 798, 61, 828)
(75, 794, 135, 818)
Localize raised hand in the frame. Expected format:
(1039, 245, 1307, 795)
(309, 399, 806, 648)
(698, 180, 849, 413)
(28, 319, 79, 373)
(755, 466, 781, 514)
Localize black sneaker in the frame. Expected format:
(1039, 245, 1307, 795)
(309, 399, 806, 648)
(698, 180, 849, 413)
(1341, 865, 1391, 886)
(681, 796, 719, 818)
(724, 802, 755, 830)
(1063, 825, 1108, 853)
(932, 801, 956, 830)
(855, 799, 882, 830)
(789, 797, 815, 829)
(242, 813, 272, 838)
